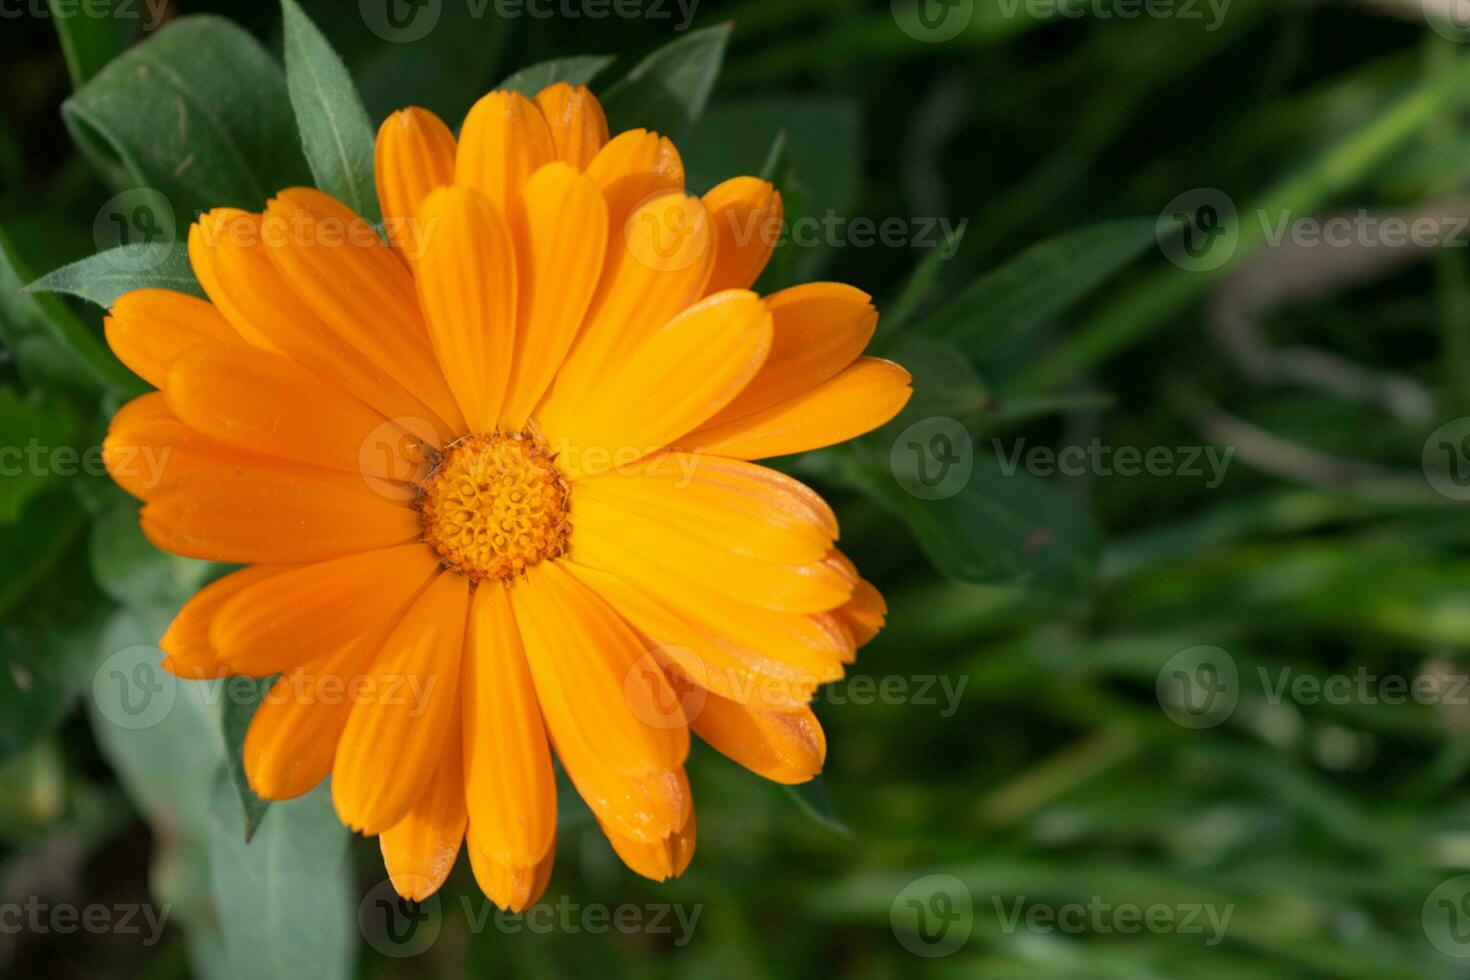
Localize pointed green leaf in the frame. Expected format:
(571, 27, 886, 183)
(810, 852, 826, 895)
(922, 218, 1156, 356)
(26, 243, 202, 308)
(784, 776, 852, 837)
(600, 24, 731, 141)
(497, 55, 615, 97)
(220, 676, 272, 841)
(281, 0, 380, 223)
(63, 16, 311, 221)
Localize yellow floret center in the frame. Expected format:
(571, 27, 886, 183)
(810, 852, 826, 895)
(418, 432, 569, 581)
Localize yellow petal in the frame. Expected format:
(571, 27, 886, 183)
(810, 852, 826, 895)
(375, 106, 457, 259)
(188, 209, 452, 441)
(261, 189, 466, 434)
(105, 289, 240, 389)
(584, 129, 683, 230)
(160, 564, 292, 678)
(414, 186, 517, 432)
(462, 585, 557, 869)
(455, 91, 556, 213)
(164, 342, 393, 478)
(534, 83, 608, 170)
(499, 163, 608, 431)
(599, 787, 695, 882)
(707, 282, 877, 423)
(381, 714, 468, 902)
(211, 544, 440, 676)
(536, 192, 713, 427)
(546, 291, 772, 477)
(682, 357, 912, 460)
(703, 177, 782, 294)
(333, 570, 470, 835)
(467, 834, 556, 913)
(681, 678, 826, 785)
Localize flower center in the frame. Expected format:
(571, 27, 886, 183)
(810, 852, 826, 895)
(418, 432, 569, 581)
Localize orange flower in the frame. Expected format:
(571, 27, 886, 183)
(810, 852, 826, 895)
(101, 82, 910, 908)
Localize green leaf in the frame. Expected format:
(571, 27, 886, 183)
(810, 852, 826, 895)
(878, 235, 968, 341)
(220, 677, 272, 841)
(89, 490, 212, 611)
(0, 597, 103, 766)
(48, 0, 138, 89)
(25, 243, 202, 308)
(844, 439, 1098, 597)
(280, 0, 380, 223)
(63, 16, 311, 222)
(784, 776, 851, 837)
(209, 777, 355, 980)
(0, 388, 81, 525)
(600, 24, 731, 141)
(922, 218, 1156, 356)
(497, 55, 615, 97)
(0, 226, 139, 394)
(0, 492, 89, 622)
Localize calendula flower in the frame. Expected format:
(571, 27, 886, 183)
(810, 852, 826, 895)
(101, 81, 911, 908)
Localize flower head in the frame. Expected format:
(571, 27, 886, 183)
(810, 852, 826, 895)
(102, 81, 911, 907)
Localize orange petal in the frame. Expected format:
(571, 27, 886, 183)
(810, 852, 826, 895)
(140, 460, 421, 564)
(562, 560, 824, 712)
(375, 107, 457, 259)
(455, 91, 556, 213)
(535, 191, 713, 426)
(572, 492, 851, 613)
(535, 83, 609, 170)
(499, 163, 607, 431)
(261, 189, 465, 434)
(164, 342, 394, 477)
(380, 709, 468, 902)
(599, 789, 695, 882)
(468, 833, 556, 913)
(827, 551, 887, 648)
(682, 357, 912, 460)
(211, 544, 441, 676)
(545, 291, 772, 476)
(572, 452, 837, 565)
(104, 392, 230, 501)
(414, 186, 517, 432)
(681, 680, 826, 785)
(584, 129, 684, 230)
(463, 585, 557, 872)
(188, 209, 452, 441)
(243, 632, 382, 801)
(706, 283, 877, 424)
(105, 289, 240, 389)
(159, 564, 292, 678)
(703, 177, 782, 294)
(333, 570, 469, 835)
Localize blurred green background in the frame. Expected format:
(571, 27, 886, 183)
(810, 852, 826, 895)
(6, 0, 1470, 977)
